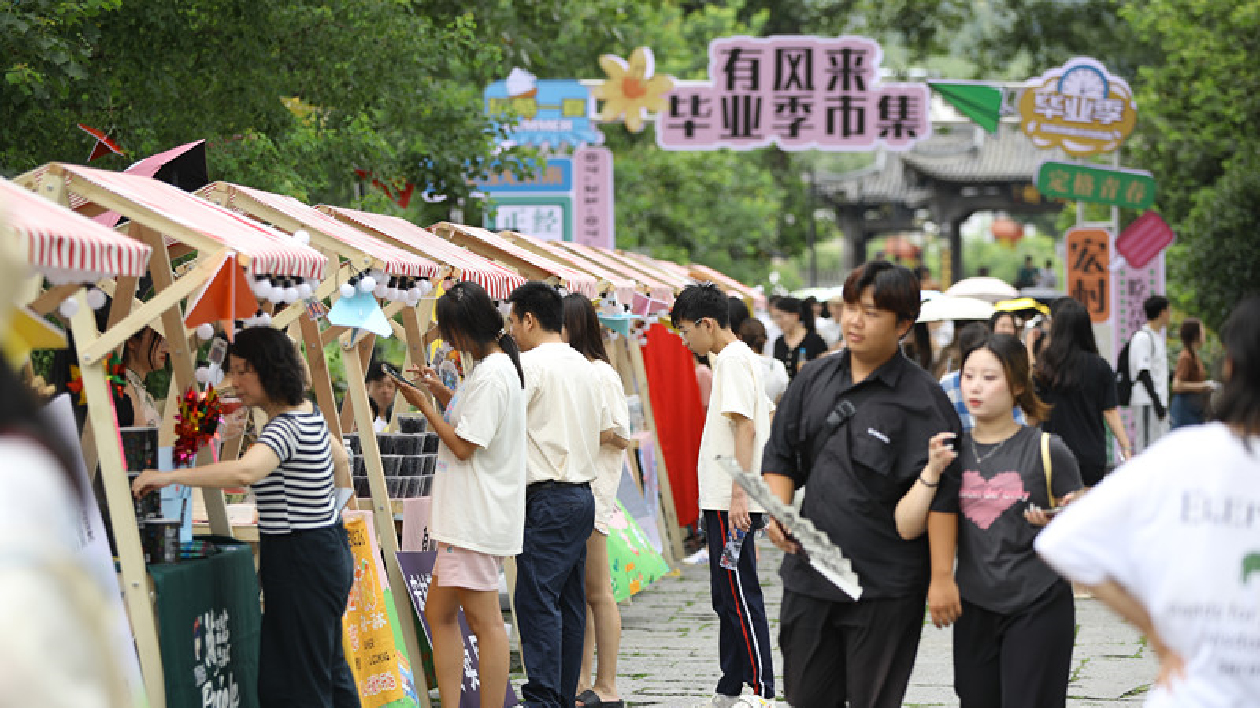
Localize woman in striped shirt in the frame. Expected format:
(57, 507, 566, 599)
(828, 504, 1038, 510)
(133, 326, 358, 708)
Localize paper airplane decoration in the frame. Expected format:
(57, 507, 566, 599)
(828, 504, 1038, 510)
(77, 123, 125, 161)
(328, 289, 393, 340)
(184, 252, 259, 339)
(928, 81, 1004, 134)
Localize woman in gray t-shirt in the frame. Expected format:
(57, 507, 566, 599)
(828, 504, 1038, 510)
(927, 333, 1084, 708)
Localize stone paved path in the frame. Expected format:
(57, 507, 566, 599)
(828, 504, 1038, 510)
(511, 544, 1158, 707)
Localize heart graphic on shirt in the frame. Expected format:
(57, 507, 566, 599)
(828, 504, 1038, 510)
(960, 471, 1028, 530)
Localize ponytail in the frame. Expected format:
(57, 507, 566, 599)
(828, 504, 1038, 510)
(499, 331, 525, 388)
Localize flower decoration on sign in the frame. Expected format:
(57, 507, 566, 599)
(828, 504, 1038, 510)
(593, 46, 674, 133)
(174, 385, 222, 465)
(65, 353, 129, 405)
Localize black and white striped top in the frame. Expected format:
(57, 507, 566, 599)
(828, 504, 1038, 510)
(254, 410, 337, 534)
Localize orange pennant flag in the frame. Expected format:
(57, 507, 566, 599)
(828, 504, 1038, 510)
(184, 253, 259, 341)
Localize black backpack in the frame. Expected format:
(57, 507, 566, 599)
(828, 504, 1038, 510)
(1114, 330, 1147, 406)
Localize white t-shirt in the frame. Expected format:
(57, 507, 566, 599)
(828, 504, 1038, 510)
(757, 354, 789, 403)
(1128, 325, 1169, 408)
(431, 352, 527, 556)
(592, 360, 630, 534)
(1036, 423, 1260, 708)
(697, 340, 769, 512)
(520, 341, 602, 485)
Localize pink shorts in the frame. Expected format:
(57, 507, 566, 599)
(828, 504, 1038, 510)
(433, 543, 503, 591)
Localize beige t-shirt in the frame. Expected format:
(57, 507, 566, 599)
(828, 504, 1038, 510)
(697, 340, 769, 512)
(431, 353, 527, 556)
(520, 342, 602, 485)
(592, 359, 630, 533)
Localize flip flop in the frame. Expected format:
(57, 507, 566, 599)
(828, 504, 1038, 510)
(576, 689, 601, 708)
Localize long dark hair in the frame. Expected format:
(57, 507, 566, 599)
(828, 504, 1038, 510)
(773, 296, 815, 332)
(1180, 318, 1202, 369)
(562, 293, 609, 365)
(436, 281, 524, 387)
(226, 327, 308, 406)
(1035, 298, 1100, 390)
(1214, 296, 1260, 438)
(963, 333, 1051, 421)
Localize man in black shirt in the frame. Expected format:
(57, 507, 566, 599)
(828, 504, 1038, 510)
(762, 261, 962, 708)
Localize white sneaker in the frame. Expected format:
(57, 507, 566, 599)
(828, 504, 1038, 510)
(731, 697, 777, 708)
(694, 694, 739, 708)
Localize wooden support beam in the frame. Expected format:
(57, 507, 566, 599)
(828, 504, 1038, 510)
(338, 333, 375, 435)
(80, 247, 229, 365)
(300, 311, 343, 441)
(68, 291, 167, 707)
(341, 339, 431, 705)
(624, 335, 685, 566)
(29, 283, 82, 315)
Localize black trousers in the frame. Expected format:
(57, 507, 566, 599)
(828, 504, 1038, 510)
(258, 525, 360, 708)
(780, 589, 925, 708)
(704, 510, 775, 698)
(952, 580, 1075, 708)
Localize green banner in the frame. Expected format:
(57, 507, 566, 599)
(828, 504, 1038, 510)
(149, 537, 261, 708)
(1036, 161, 1156, 209)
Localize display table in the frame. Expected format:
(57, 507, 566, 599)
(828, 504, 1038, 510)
(148, 537, 261, 708)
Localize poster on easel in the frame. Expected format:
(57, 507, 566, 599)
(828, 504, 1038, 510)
(396, 551, 518, 707)
(606, 499, 671, 602)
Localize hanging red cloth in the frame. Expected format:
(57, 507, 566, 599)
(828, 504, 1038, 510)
(641, 322, 702, 528)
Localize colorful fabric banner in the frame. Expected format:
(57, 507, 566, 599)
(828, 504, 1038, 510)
(607, 500, 671, 602)
(640, 323, 702, 527)
(343, 514, 410, 707)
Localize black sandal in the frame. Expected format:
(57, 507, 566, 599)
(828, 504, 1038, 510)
(576, 689, 601, 708)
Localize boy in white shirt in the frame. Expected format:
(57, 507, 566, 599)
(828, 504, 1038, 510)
(1128, 295, 1171, 453)
(506, 282, 604, 708)
(672, 284, 776, 708)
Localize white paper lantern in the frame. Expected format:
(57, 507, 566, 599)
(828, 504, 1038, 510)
(293, 229, 310, 245)
(358, 276, 377, 293)
(284, 287, 300, 303)
(85, 288, 108, 310)
(418, 279, 434, 295)
(297, 281, 314, 299)
(265, 286, 284, 303)
(374, 282, 388, 298)
(258, 312, 272, 326)
(195, 323, 215, 341)
(339, 282, 356, 299)
(253, 278, 271, 297)
(58, 298, 80, 319)
(195, 366, 211, 384)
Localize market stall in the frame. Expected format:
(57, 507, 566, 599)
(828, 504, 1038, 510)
(499, 230, 637, 306)
(28, 162, 327, 708)
(551, 241, 676, 306)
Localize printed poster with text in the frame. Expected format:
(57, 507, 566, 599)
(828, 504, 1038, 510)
(343, 515, 409, 707)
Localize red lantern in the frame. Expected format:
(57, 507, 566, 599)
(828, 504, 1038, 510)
(991, 217, 1024, 248)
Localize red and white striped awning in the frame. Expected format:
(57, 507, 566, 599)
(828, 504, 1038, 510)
(55, 164, 327, 279)
(508, 233, 638, 304)
(688, 263, 766, 310)
(558, 242, 676, 303)
(201, 183, 439, 279)
(319, 206, 526, 299)
(2, 176, 153, 280)
(435, 224, 599, 298)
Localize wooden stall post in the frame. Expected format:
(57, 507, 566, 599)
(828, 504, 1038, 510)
(299, 311, 344, 441)
(341, 336, 432, 706)
(68, 291, 167, 707)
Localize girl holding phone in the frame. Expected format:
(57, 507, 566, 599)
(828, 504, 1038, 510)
(393, 281, 527, 708)
(925, 333, 1084, 708)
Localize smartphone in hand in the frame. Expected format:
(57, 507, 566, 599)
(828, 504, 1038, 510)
(380, 363, 411, 387)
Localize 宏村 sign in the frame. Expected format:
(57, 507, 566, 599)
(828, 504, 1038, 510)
(1066, 226, 1112, 323)
(1018, 57, 1138, 157)
(656, 35, 931, 152)
(1036, 160, 1156, 210)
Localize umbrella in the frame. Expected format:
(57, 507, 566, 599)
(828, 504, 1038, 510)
(791, 285, 845, 302)
(945, 276, 1019, 303)
(918, 296, 996, 323)
(1018, 287, 1066, 306)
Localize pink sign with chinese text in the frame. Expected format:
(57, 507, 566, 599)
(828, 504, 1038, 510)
(574, 145, 615, 249)
(656, 35, 931, 152)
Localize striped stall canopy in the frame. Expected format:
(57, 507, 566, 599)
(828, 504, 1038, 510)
(319, 206, 526, 300)
(504, 232, 638, 304)
(201, 183, 440, 279)
(688, 263, 766, 310)
(54, 164, 327, 279)
(433, 223, 600, 298)
(1, 176, 153, 280)
(557, 242, 677, 303)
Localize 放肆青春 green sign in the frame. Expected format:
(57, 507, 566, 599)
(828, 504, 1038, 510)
(1036, 161, 1156, 210)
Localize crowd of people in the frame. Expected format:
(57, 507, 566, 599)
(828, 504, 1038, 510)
(10, 252, 1256, 708)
